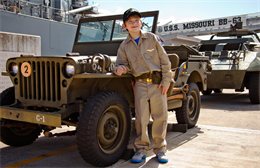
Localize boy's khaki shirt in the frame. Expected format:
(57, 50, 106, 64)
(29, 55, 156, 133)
(114, 31, 173, 87)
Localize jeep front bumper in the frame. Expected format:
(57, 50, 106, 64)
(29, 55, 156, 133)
(0, 106, 62, 127)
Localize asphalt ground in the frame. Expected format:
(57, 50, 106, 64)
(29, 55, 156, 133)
(0, 89, 260, 168)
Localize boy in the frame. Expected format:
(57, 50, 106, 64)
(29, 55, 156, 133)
(113, 8, 173, 163)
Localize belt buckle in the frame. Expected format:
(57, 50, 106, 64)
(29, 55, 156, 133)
(146, 78, 152, 82)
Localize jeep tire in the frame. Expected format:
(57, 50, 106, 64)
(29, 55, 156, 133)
(76, 91, 131, 167)
(0, 87, 42, 147)
(175, 82, 201, 128)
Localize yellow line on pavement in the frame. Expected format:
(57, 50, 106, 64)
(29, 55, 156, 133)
(4, 145, 77, 168)
(201, 94, 241, 108)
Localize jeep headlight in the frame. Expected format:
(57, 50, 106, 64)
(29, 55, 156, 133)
(65, 63, 75, 77)
(11, 63, 18, 76)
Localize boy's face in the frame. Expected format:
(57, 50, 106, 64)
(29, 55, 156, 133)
(123, 15, 142, 33)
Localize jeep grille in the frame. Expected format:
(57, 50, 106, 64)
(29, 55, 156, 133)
(19, 61, 61, 101)
(7, 57, 75, 108)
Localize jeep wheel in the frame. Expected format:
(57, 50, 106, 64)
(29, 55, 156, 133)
(201, 89, 212, 95)
(0, 87, 42, 146)
(0, 87, 15, 105)
(249, 73, 260, 104)
(175, 82, 201, 128)
(77, 91, 131, 167)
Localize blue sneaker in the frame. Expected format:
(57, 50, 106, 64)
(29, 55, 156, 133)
(156, 152, 168, 163)
(131, 152, 147, 163)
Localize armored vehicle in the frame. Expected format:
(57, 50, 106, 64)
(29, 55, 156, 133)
(0, 11, 211, 166)
(196, 23, 260, 104)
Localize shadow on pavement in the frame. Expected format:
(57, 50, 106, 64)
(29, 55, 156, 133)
(121, 126, 203, 168)
(201, 92, 260, 111)
(1, 122, 203, 168)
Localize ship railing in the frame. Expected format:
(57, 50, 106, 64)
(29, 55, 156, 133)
(0, 0, 78, 24)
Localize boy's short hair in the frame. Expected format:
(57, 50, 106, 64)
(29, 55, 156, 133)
(123, 8, 141, 23)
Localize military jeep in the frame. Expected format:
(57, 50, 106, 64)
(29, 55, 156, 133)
(196, 23, 260, 104)
(0, 11, 211, 166)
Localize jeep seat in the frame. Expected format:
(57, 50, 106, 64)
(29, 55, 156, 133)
(168, 54, 179, 70)
(167, 54, 179, 97)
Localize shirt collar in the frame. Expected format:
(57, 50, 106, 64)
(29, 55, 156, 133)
(125, 30, 149, 43)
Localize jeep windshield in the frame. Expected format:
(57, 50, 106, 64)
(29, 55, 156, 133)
(77, 13, 157, 43)
(72, 11, 158, 55)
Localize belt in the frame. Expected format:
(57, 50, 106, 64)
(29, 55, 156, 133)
(136, 78, 152, 82)
(135, 73, 153, 82)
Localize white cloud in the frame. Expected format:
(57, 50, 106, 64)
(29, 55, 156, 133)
(158, 15, 202, 26)
(177, 17, 201, 23)
(97, 9, 113, 16)
(96, 6, 124, 16)
(115, 6, 124, 14)
(158, 15, 176, 25)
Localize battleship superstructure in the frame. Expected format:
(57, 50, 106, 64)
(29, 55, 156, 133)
(0, 0, 99, 55)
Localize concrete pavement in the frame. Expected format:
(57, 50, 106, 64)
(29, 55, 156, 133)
(110, 125, 260, 168)
(1, 89, 260, 167)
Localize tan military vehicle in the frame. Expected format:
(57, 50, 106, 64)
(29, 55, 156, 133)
(196, 23, 260, 104)
(0, 11, 211, 166)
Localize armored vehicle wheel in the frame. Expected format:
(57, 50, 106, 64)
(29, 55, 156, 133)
(249, 73, 260, 104)
(201, 89, 212, 95)
(0, 87, 42, 146)
(175, 82, 201, 128)
(76, 91, 132, 167)
(214, 89, 223, 93)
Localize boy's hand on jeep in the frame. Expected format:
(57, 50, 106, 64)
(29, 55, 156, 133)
(116, 66, 126, 76)
(158, 85, 169, 95)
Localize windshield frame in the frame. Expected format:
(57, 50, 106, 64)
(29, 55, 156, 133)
(74, 11, 159, 44)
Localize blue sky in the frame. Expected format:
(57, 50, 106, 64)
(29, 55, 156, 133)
(91, 0, 260, 24)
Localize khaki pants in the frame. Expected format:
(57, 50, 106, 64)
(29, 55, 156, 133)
(134, 81, 168, 155)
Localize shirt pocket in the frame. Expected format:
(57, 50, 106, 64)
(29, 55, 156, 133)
(144, 48, 157, 60)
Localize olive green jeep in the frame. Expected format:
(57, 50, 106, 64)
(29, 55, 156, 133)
(0, 11, 211, 166)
